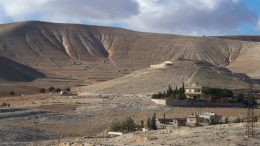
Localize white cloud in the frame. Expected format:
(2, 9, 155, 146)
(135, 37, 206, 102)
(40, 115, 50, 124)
(257, 18, 260, 30)
(0, 0, 139, 22)
(0, 0, 48, 20)
(127, 0, 258, 35)
(0, 0, 258, 35)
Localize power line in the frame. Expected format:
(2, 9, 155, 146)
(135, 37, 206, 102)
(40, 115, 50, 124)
(246, 82, 255, 137)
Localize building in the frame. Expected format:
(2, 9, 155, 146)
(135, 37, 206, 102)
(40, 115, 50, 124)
(185, 83, 202, 99)
(187, 112, 221, 126)
(186, 113, 200, 127)
(156, 118, 187, 129)
(198, 112, 222, 125)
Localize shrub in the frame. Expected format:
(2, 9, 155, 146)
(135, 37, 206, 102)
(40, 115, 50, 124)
(48, 87, 55, 92)
(140, 120, 144, 128)
(233, 117, 241, 123)
(1, 102, 10, 107)
(9, 91, 15, 96)
(236, 93, 245, 102)
(39, 88, 46, 93)
(65, 87, 71, 92)
(55, 88, 61, 92)
(110, 117, 137, 133)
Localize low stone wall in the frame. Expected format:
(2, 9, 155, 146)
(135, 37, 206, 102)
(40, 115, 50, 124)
(171, 100, 245, 107)
(151, 98, 175, 105)
(151, 99, 245, 107)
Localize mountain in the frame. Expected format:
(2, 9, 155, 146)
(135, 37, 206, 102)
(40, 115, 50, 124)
(0, 21, 260, 91)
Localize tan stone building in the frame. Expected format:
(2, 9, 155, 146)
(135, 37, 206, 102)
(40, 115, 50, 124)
(186, 113, 200, 127)
(185, 83, 202, 99)
(156, 118, 186, 129)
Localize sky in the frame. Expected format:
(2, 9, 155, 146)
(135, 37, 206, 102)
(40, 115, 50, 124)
(0, 0, 260, 35)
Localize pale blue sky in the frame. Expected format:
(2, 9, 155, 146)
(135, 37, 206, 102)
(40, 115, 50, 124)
(0, 0, 259, 35)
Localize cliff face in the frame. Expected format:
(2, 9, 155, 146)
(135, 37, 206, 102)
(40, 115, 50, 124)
(0, 21, 259, 83)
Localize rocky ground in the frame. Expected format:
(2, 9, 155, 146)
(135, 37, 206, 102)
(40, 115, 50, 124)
(62, 122, 260, 146)
(0, 94, 259, 146)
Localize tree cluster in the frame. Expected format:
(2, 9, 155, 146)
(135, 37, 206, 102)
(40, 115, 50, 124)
(202, 87, 234, 102)
(147, 113, 157, 130)
(38, 86, 71, 94)
(202, 87, 234, 98)
(151, 84, 186, 99)
(201, 87, 256, 104)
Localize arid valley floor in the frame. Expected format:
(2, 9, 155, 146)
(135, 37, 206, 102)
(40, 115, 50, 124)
(0, 93, 260, 146)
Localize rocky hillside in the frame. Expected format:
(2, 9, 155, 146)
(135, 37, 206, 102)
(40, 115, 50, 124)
(0, 21, 260, 84)
(78, 61, 255, 95)
(0, 21, 243, 67)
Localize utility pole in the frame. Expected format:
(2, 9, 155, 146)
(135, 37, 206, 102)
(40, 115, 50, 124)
(58, 130, 61, 145)
(163, 112, 166, 129)
(33, 122, 38, 146)
(246, 83, 255, 137)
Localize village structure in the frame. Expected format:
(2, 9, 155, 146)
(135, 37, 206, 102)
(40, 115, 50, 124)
(156, 112, 224, 130)
(185, 83, 202, 99)
(151, 82, 203, 106)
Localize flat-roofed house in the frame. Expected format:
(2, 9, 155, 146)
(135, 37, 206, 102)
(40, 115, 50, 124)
(186, 113, 200, 127)
(185, 83, 202, 99)
(156, 118, 187, 129)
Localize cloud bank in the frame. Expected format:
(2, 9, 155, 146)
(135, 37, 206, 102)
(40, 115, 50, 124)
(0, 0, 259, 35)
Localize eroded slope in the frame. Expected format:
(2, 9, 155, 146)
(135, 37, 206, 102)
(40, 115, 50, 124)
(0, 21, 243, 72)
(227, 41, 260, 78)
